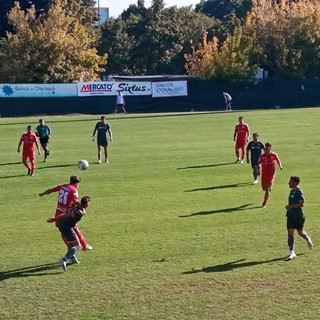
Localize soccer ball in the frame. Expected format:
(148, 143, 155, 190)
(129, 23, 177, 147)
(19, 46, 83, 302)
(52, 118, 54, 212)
(78, 159, 89, 170)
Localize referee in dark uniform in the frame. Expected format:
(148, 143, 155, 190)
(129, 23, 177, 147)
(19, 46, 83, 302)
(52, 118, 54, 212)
(285, 176, 313, 259)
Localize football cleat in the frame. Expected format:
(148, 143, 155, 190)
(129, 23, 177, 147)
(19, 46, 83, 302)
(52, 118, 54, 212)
(288, 251, 296, 260)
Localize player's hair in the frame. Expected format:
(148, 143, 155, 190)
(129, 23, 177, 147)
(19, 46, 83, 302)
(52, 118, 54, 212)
(239, 116, 244, 120)
(100, 116, 106, 120)
(290, 176, 300, 184)
(70, 176, 81, 184)
(265, 142, 272, 147)
(27, 125, 32, 130)
(81, 196, 91, 206)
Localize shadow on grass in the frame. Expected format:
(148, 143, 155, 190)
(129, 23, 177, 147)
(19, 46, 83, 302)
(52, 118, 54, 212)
(177, 162, 235, 170)
(0, 111, 220, 126)
(186, 182, 253, 192)
(0, 263, 62, 281)
(0, 163, 76, 179)
(0, 161, 21, 166)
(37, 164, 75, 170)
(179, 203, 261, 217)
(183, 255, 300, 274)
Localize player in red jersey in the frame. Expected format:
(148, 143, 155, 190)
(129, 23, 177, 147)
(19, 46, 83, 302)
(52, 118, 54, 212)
(258, 143, 283, 208)
(233, 116, 250, 163)
(17, 125, 41, 176)
(39, 176, 92, 250)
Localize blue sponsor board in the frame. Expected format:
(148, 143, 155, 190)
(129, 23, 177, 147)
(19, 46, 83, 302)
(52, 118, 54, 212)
(0, 84, 78, 98)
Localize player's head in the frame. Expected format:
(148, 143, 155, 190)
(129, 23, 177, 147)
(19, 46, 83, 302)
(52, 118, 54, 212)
(39, 119, 44, 124)
(100, 116, 106, 122)
(253, 132, 259, 140)
(80, 196, 91, 209)
(117, 90, 121, 95)
(238, 116, 244, 123)
(289, 176, 300, 188)
(265, 142, 272, 153)
(27, 125, 32, 132)
(70, 176, 81, 185)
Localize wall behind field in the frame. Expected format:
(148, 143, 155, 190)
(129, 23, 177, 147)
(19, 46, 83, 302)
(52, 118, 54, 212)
(0, 78, 319, 117)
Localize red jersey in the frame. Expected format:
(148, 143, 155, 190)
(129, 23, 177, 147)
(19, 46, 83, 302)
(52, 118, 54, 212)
(50, 184, 79, 214)
(234, 124, 249, 143)
(20, 132, 38, 153)
(258, 152, 281, 182)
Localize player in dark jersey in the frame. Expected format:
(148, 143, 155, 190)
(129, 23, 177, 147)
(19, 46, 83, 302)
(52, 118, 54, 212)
(47, 196, 91, 271)
(36, 119, 51, 162)
(92, 116, 113, 164)
(246, 133, 265, 184)
(285, 176, 313, 259)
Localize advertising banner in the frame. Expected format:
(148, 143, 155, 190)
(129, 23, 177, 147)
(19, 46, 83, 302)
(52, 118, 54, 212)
(0, 83, 78, 98)
(152, 81, 188, 98)
(77, 81, 152, 96)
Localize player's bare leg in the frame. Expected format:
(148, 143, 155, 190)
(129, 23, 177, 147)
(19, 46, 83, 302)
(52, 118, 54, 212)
(253, 165, 260, 184)
(104, 145, 109, 163)
(235, 147, 240, 163)
(73, 225, 92, 251)
(43, 143, 49, 162)
(23, 158, 31, 175)
(97, 145, 102, 164)
(261, 184, 271, 208)
(240, 147, 245, 163)
(30, 158, 35, 176)
(297, 229, 313, 249)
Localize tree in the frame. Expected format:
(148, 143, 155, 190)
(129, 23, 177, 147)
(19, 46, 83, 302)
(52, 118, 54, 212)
(195, 0, 252, 21)
(243, 0, 320, 78)
(185, 26, 258, 83)
(0, 0, 51, 38)
(0, 0, 107, 82)
(100, 0, 214, 75)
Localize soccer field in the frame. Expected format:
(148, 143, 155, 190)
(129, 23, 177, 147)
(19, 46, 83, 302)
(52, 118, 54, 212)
(1, 109, 320, 319)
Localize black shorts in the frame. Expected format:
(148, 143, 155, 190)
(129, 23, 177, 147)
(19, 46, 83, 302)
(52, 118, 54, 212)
(97, 138, 108, 147)
(287, 213, 305, 230)
(59, 227, 79, 246)
(40, 136, 49, 147)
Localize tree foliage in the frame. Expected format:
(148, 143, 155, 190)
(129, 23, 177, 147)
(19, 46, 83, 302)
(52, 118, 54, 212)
(185, 27, 257, 83)
(185, 0, 320, 82)
(99, 0, 215, 75)
(243, 0, 320, 78)
(195, 0, 252, 21)
(0, 0, 107, 83)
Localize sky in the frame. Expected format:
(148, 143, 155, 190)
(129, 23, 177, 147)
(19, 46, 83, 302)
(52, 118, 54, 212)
(97, 0, 200, 18)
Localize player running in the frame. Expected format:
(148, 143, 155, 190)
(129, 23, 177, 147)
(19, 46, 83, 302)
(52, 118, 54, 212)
(39, 176, 92, 250)
(233, 116, 250, 163)
(17, 125, 41, 176)
(285, 176, 313, 260)
(36, 119, 51, 162)
(258, 143, 283, 208)
(246, 133, 265, 184)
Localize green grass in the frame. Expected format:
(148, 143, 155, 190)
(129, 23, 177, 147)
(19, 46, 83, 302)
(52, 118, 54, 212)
(1, 109, 320, 319)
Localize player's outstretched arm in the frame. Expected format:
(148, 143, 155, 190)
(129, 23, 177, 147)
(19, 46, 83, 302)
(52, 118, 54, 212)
(39, 189, 53, 197)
